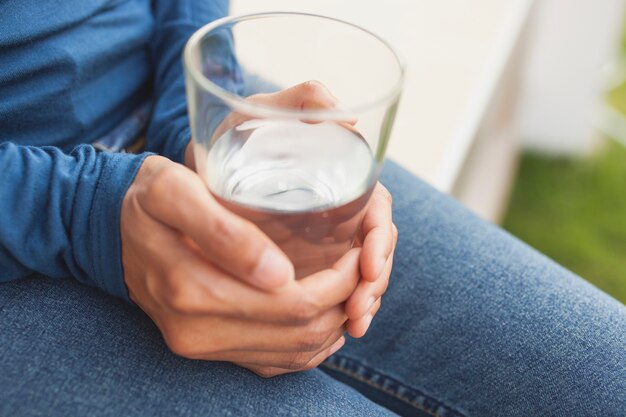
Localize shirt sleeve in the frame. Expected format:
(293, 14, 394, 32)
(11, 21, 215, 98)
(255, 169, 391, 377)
(145, 0, 230, 164)
(0, 142, 148, 301)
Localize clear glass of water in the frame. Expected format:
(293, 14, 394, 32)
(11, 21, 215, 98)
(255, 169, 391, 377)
(183, 12, 404, 278)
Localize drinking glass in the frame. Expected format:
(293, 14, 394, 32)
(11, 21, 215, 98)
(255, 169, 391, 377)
(183, 12, 404, 278)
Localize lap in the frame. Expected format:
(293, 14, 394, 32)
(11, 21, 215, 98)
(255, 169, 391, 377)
(329, 161, 626, 416)
(1, 161, 624, 417)
(0, 277, 394, 417)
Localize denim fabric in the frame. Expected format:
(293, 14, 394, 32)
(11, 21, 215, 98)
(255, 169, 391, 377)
(1, 161, 624, 417)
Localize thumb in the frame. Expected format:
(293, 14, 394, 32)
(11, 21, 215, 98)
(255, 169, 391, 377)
(139, 159, 294, 290)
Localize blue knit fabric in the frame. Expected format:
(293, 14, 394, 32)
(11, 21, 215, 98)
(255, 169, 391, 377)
(0, 0, 228, 300)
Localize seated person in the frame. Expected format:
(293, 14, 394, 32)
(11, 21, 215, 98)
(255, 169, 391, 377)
(0, 1, 624, 416)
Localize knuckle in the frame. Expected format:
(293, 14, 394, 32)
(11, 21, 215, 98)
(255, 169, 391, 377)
(290, 296, 320, 323)
(299, 329, 328, 351)
(210, 214, 233, 237)
(302, 360, 321, 371)
(209, 211, 245, 250)
(208, 218, 263, 276)
(143, 166, 183, 206)
(150, 166, 178, 193)
(165, 290, 194, 315)
(284, 352, 312, 371)
(300, 80, 335, 105)
(301, 80, 324, 93)
(162, 329, 197, 359)
(162, 267, 217, 316)
(378, 185, 393, 205)
(255, 367, 279, 378)
(162, 273, 195, 314)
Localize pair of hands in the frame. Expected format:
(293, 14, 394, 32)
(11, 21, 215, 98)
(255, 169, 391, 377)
(121, 82, 397, 378)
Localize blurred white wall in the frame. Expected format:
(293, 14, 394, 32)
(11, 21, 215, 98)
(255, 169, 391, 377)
(230, 0, 533, 221)
(519, 0, 625, 154)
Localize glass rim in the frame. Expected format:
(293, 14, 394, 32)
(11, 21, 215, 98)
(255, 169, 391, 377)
(183, 11, 406, 121)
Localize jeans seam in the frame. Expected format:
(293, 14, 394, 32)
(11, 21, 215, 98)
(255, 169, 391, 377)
(322, 354, 467, 417)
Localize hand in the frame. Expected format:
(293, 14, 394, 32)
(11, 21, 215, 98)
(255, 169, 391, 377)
(121, 156, 360, 377)
(345, 183, 398, 338)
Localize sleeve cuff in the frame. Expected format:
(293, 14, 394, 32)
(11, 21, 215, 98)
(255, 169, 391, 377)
(89, 151, 151, 301)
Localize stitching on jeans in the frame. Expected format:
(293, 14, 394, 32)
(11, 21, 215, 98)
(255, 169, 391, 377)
(321, 355, 466, 417)
(321, 361, 442, 417)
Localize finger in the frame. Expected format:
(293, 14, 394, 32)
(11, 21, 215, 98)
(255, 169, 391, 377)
(370, 297, 382, 316)
(213, 325, 345, 367)
(251, 81, 358, 125)
(282, 248, 361, 322)
(237, 336, 346, 378)
(303, 335, 346, 370)
(210, 110, 251, 143)
(246, 247, 360, 322)
(211, 80, 346, 142)
(360, 183, 394, 282)
(230, 249, 360, 324)
(140, 164, 294, 290)
(344, 249, 393, 320)
(251, 80, 338, 111)
(189, 248, 361, 324)
(346, 299, 381, 339)
(178, 305, 346, 356)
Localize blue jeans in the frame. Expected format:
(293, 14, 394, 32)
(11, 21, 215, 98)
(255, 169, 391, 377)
(1, 161, 624, 417)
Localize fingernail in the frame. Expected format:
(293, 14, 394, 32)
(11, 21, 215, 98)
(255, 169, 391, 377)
(366, 296, 376, 313)
(253, 248, 294, 288)
(375, 255, 387, 278)
(330, 337, 345, 355)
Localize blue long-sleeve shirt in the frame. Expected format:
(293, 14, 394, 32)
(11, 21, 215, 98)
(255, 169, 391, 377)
(0, 0, 228, 300)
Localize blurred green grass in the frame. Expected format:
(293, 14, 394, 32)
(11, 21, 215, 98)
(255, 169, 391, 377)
(503, 140, 626, 304)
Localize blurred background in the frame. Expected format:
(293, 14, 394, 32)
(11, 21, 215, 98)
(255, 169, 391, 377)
(231, 0, 626, 304)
